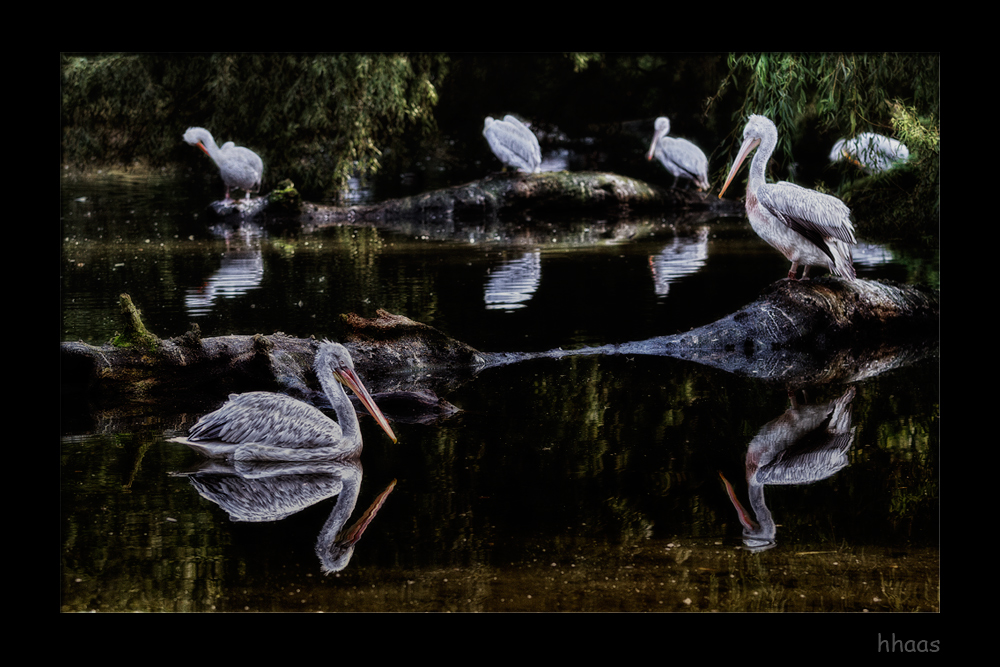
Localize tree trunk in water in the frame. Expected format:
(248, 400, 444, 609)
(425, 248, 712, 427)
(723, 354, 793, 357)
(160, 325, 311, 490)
(62, 278, 938, 411)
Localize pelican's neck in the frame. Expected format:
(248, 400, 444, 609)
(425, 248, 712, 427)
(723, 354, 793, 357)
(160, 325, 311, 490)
(746, 482, 775, 539)
(316, 462, 363, 573)
(748, 124, 777, 194)
(199, 133, 222, 163)
(318, 369, 362, 445)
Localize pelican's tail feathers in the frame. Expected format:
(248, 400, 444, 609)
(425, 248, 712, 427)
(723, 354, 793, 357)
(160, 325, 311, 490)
(830, 240, 857, 281)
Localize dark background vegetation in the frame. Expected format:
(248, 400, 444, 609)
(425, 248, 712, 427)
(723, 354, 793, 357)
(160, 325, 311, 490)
(60, 53, 939, 241)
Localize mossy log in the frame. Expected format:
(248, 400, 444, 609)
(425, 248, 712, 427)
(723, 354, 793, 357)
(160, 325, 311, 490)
(60, 296, 484, 407)
(298, 171, 741, 225)
(201, 179, 301, 221)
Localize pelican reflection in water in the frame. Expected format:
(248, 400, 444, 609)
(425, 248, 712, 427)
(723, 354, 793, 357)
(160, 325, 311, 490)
(720, 387, 857, 552)
(184, 223, 264, 316)
(483, 115, 542, 173)
(719, 115, 857, 281)
(484, 251, 542, 310)
(648, 226, 710, 297)
(175, 458, 395, 573)
(183, 127, 264, 202)
(170, 341, 397, 462)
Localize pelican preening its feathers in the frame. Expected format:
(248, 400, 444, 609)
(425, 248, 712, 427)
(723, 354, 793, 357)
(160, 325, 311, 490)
(646, 116, 710, 191)
(183, 127, 264, 202)
(170, 341, 396, 462)
(483, 115, 542, 173)
(719, 115, 857, 281)
(829, 132, 909, 175)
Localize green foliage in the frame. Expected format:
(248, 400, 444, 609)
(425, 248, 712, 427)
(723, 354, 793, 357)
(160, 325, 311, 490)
(891, 100, 939, 156)
(61, 54, 174, 164)
(61, 54, 448, 199)
(711, 53, 939, 235)
(568, 52, 604, 73)
(812, 99, 940, 242)
(844, 101, 940, 241)
(714, 53, 938, 164)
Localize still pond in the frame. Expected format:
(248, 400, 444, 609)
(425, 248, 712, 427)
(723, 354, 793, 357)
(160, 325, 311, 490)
(60, 170, 939, 614)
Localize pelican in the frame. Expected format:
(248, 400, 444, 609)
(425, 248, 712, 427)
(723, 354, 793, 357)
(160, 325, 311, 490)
(720, 387, 856, 552)
(170, 341, 397, 461)
(719, 115, 857, 281)
(183, 127, 264, 202)
(320, 473, 396, 574)
(829, 132, 909, 174)
(176, 459, 396, 573)
(483, 115, 542, 173)
(646, 116, 710, 191)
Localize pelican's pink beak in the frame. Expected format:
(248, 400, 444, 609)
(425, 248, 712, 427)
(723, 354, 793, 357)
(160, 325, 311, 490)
(646, 126, 669, 161)
(718, 135, 760, 199)
(338, 479, 397, 546)
(335, 367, 398, 443)
(719, 471, 759, 532)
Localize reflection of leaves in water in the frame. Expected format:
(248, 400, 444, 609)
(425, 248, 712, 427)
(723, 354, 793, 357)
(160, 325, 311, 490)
(671, 547, 692, 565)
(886, 432, 937, 534)
(604, 496, 654, 541)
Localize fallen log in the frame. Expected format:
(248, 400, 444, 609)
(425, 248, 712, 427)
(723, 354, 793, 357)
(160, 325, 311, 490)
(59, 297, 483, 405)
(534, 277, 940, 387)
(227, 171, 740, 226)
(61, 277, 938, 412)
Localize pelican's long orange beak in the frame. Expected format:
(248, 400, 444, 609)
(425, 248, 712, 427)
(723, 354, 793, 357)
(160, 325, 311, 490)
(719, 136, 760, 199)
(338, 479, 397, 546)
(336, 367, 398, 443)
(719, 471, 758, 532)
(196, 141, 211, 157)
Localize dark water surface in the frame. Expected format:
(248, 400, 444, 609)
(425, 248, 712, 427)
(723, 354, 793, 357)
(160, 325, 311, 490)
(60, 171, 939, 614)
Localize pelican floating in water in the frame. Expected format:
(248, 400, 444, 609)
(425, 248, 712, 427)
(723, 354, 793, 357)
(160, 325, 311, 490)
(646, 116, 710, 191)
(719, 115, 857, 281)
(829, 132, 909, 174)
(183, 127, 264, 202)
(483, 115, 542, 173)
(170, 341, 396, 461)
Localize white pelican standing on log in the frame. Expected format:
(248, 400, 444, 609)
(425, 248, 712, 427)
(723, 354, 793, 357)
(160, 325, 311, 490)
(483, 115, 542, 173)
(719, 115, 857, 281)
(183, 127, 264, 202)
(646, 116, 710, 191)
(170, 341, 397, 461)
(829, 132, 909, 175)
